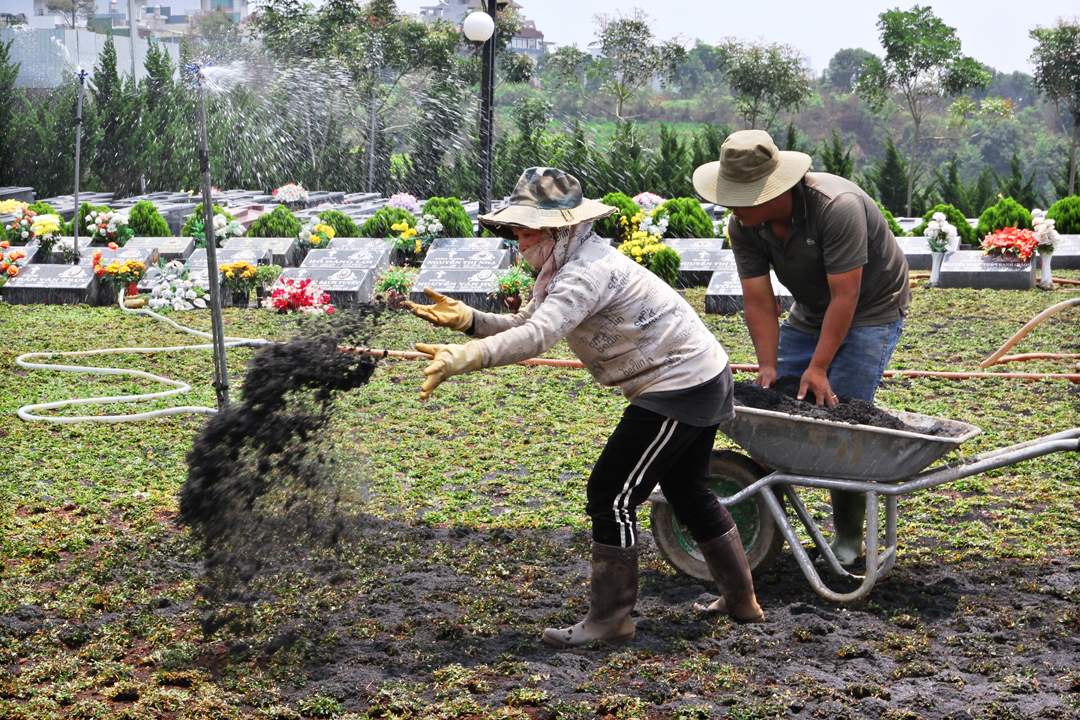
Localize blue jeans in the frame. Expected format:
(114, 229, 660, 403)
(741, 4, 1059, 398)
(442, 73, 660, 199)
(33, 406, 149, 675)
(775, 318, 905, 402)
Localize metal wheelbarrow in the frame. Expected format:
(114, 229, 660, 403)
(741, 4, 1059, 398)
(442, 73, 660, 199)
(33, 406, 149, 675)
(648, 405, 1080, 602)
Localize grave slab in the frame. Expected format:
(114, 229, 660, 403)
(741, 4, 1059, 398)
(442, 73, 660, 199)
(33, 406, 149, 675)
(277, 267, 374, 308)
(428, 237, 504, 253)
(126, 236, 195, 263)
(1049, 235, 1080, 270)
(300, 246, 391, 272)
(669, 245, 735, 288)
(408, 267, 503, 312)
(896, 237, 934, 271)
(1, 264, 97, 305)
(0, 187, 35, 203)
(704, 271, 794, 315)
(224, 236, 301, 267)
(328, 238, 394, 253)
(187, 247, 272, 269)
(937, 250, 1036, 290)
(30, 236, 92, 263)
(419, 248, 511, 271)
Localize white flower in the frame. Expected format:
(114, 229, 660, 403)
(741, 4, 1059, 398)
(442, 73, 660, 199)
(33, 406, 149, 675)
(85, 214, 93, 223)
(932, 212, 946, 222)
(21, 230, 27, 238)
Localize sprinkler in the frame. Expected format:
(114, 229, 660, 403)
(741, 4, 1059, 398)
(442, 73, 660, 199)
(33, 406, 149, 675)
(186, 61, 231, 409)
(72, 67, 88, 265)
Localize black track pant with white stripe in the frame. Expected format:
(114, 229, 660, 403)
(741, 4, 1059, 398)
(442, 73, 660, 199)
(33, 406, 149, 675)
(586, 404, 736, 548)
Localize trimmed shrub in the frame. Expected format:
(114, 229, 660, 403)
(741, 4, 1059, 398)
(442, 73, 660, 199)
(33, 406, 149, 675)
(360, 207, 415, 238)
(648, 245, 681, 286)
(315, 209, 359, 239)
(421, 197, 473, 238)
(181, 204, 235, 236)
(976, 197, 1032, 239)
(875, 201, 906, 238)
(910, 204, 976, 246)
(128, 201, 172, 237)
(659, 197, 714, 238)
(249, 205, 301, 238)
(1045, 196, 1080, 235)
(594, 192, 639, 242)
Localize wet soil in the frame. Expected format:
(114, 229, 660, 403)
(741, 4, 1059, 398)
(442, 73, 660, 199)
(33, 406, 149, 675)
(734, 378, 967, 437)
(188, 517, 1079, 720)
(167, 316, 1077, 719)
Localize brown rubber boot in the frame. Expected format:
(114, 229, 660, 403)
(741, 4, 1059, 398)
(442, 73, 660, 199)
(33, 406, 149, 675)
(542, 542, 637, 647)
(692, 527, 764, 622)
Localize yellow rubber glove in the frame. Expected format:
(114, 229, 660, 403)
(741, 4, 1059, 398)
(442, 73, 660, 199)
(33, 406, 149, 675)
(407, 288, 474, 332)
(415, 341, 484, 400)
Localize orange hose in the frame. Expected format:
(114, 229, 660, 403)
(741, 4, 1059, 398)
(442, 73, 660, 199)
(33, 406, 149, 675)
(980, 297, 1080, 368)
(993, 353, 1080, 364)
(340, 346, 1080, 383)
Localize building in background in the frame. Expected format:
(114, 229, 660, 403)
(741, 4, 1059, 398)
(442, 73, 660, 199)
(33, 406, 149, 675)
(418, 0, 548, 58)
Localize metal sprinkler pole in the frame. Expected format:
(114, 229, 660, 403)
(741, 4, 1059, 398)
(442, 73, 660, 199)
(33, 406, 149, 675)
(72, 68, 88, 265)
(189, 62, 230, 409)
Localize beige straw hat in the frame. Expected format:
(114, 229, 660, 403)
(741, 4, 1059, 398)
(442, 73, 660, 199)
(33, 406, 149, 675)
(479, 167, 616, 239)
(693, 130, 812, 208)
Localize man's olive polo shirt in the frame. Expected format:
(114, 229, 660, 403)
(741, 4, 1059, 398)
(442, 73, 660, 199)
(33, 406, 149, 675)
(728, 172, 911, 335)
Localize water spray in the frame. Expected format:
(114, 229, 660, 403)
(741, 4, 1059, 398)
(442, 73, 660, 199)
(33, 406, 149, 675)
(72, 67, 88, 265)
(187, 61, 231, 409)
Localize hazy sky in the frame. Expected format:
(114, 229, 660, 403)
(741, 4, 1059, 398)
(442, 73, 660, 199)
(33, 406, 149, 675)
(397, 0, 1073, 76)
(6, 0, 1071, 75)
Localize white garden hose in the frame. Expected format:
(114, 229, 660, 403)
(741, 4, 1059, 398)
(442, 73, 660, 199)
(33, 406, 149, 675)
(16, 289, 272, 424)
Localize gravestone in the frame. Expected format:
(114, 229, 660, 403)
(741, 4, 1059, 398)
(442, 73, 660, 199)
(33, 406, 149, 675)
(896, 237, 933, 271)
(420, 248, 511, 271)
(76, 247, 155, 305)
(156, 203, 198, 236)
(3, 244, 38, 265)
(223, 236, 300, 267)
(30, 236, 91, 263)
(428, 237, 504, 253)
(408, 267, 503, 312)
(0, 264, 96, 305)
(36, 193, 115, 221)
(300, 246, 391, 272)
(704, 271, 795, 315)
(937, 250, 1036, 290)
(328, 238, 394, 253)
(126, 236, 195, 263)
(187, 247, 272, 269)
(276, 267, 374, 309)
(0, 187, 35, 203)
(1050, 235, 1080, 270)
(666, 240, 734, 288)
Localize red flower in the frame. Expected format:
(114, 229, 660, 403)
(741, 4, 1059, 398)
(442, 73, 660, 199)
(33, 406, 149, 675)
(108, 242, 118, 250)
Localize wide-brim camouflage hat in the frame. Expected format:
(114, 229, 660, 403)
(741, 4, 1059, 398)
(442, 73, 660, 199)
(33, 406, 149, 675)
(693, 129, 812, 208)
(479, 167, 617, 239)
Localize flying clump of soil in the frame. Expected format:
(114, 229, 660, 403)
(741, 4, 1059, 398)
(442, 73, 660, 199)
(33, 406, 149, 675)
(733, 376, 964, 437)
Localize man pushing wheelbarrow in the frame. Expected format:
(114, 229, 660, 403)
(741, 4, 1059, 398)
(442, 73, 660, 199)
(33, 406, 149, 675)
(408, 167, 763, 647)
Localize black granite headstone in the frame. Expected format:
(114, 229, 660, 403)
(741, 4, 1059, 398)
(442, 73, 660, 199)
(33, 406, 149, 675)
(276, 267, 374, 308)
(0, 187, 35, 203)
(223, 237, 301, 267)
(1, 264, 97, 305)
(300, 246, 391, 271)
(126, 237, 195, 263)
(31, 236, 91, 263)
(428, 237, 504, 252)
(328, 238, 394, 253)
(704, 271, 795, 315)
(408, 267, 503, 312)
(419, 248, 511, 271)
(1049, 235, 1080, 270)
(937, 250, 1036, 290)
(669, 244, 736, 288)
(187, 247, 272, 269)
(896, 237, 934, 271)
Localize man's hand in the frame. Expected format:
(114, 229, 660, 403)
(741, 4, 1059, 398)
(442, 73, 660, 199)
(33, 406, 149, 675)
(407, 288, 474, 332)
(754, 365, 777, 389)
(798, 366, 838, 407)
(415, 341, 484, 400)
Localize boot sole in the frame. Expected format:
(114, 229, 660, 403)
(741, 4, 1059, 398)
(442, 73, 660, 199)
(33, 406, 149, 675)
(540, 629, 635, 648)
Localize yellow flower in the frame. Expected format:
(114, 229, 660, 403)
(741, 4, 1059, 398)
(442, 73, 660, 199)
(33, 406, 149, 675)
(414, 239, 422, 254)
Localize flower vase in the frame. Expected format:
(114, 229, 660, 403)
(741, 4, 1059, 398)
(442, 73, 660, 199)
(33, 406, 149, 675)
(125, 282, 139, 298)
(929, 252, 945, 287)
(1039, 252, 1054, 289)
(502, 293, 522, 313)
(231, 289, 250, 308)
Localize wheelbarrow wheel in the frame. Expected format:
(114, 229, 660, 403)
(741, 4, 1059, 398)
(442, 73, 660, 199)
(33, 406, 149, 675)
(650, 449, 782, 581)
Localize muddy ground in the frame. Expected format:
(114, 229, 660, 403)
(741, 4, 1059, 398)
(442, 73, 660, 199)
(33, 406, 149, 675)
(181, 515, 1080, 719)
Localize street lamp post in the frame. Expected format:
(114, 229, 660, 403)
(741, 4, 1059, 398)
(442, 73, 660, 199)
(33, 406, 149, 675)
(463, 6, 497, 215)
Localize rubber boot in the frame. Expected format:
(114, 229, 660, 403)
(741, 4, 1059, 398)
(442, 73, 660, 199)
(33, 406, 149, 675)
(829, 489, 866, 566)
(542, 542, 637, 647)
(692, 527, 764, 622)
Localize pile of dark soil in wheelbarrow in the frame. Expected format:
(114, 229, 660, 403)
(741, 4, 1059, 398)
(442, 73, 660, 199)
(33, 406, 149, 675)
(733, 377, 966, 437)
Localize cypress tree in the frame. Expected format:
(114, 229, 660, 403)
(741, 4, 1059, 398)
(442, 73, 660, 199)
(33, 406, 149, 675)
(818, 129, 854, 179)
(654, 124, 691, 198)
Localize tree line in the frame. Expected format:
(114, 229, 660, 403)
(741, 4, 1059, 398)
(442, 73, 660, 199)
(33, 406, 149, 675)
(0, 1, 1076, 220)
